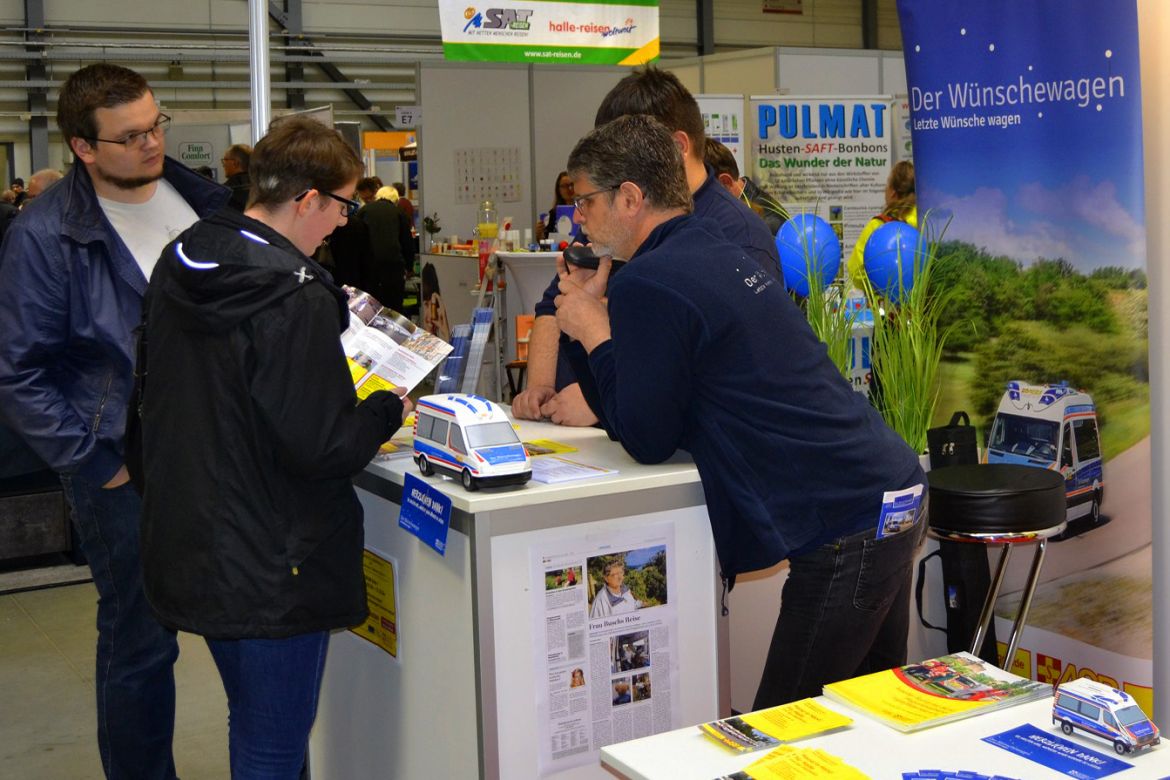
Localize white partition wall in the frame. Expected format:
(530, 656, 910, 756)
(880, 50, 909, 95)
(776, 48, 883, 94)
(661, 45, 908, 102)
(419, 63, 535, 239)
(665, 59, 703, 95)
(700, 49, 780, 96)
(530, 66, 625, 220)
(419, 62, 628, 242)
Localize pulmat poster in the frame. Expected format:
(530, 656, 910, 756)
(749, 95, 893, 258)
(530, 524, 678, 776)
(898, 0, 1151, 709)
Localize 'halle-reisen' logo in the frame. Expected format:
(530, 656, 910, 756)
(463, 6, 534, 33)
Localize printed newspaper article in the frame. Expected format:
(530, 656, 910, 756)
(531, 524, 679, 776)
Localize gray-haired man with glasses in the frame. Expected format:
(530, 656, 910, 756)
(0, 63, 226, 779)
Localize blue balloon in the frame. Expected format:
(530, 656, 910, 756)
(863, 221, 928, 304)
(774, 214, 841, 297)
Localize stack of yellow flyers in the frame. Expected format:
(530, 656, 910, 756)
(700, 699, 852, 752)
(713, 745, 869, 779)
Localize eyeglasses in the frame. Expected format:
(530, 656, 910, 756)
(89, 114, 171, 149)
(295, 189, 361, 218)
(573, 185, 620, 211)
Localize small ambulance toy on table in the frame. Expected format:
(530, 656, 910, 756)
(412, 394, 531, 491)
(1053, 677, 1160, 755)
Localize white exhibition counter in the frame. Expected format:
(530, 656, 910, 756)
(602, 695, 1170, 779)
(309, 418, 728, 779)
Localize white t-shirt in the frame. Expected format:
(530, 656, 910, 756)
(98, 178, 200, 281)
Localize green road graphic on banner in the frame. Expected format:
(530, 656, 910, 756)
(551, 0, 658, 5)
(442, 42, 651, 65)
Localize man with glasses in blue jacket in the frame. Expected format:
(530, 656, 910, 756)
(0, 63, 227, 779)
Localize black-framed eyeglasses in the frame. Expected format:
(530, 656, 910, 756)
(573, 185, 620, 211)
(295, 189, 361, 218)
(89, 114, 171, 149)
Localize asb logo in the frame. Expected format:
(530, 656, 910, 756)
(462, 6, 533, 32)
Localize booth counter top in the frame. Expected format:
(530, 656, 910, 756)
(602, 695, 1170, 779)
(357, 412, 702, 515)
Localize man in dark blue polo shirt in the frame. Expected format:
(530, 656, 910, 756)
(554, 113, 925, 707)
(512, 67, 781, 427)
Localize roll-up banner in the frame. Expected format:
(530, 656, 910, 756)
(897, 1, 1151, 709)
(438, 0, 659, 65)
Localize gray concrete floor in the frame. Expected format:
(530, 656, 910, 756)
(0, 581, 230, 778)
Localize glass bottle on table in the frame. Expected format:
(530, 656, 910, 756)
(476, 200, 498, 239)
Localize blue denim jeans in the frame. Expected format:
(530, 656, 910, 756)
(752, 516, 926, 709)
(60, 474, 180, 779)
(206, 631, 330, 780)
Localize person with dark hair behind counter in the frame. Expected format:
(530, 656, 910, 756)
(536, 170, 575, 242)
(512, 66, 781, 429)
(703, 138, 786, 237)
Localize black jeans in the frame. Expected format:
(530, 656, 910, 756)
(753, 515, 926, 709)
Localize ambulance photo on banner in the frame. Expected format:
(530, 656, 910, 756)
(898, 0, 1151, 705)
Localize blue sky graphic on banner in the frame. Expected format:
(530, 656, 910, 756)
(898, 1, 1144, 271)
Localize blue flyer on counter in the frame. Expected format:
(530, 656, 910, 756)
(902, 771, 1021, 779)
(398, 473, 451, 556)
(983, 724, 1133, 777)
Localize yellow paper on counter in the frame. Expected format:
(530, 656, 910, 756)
(743, 745, 869, 779)
(739, 699, 852, 742)
(522, 438, 579, 456)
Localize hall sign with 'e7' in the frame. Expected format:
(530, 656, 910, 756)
(395, 106, 421, 128)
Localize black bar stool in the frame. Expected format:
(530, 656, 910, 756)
(927, 463, 1066, 668)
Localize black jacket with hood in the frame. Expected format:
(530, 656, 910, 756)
(139, 207, 403, 639)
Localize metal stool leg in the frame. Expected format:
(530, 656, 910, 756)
(1003, 538, 1048, 667)
(970, 544, 1012, 656)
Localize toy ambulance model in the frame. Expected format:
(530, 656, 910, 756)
(412, 394, 531, 491)
(986, 381, 1104, 525)
(1053, 678, 1160, 755)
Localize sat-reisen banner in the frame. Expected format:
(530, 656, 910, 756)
(438, 0, 659, 65)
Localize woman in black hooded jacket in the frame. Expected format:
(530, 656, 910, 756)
(139, 116, 410, 779)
